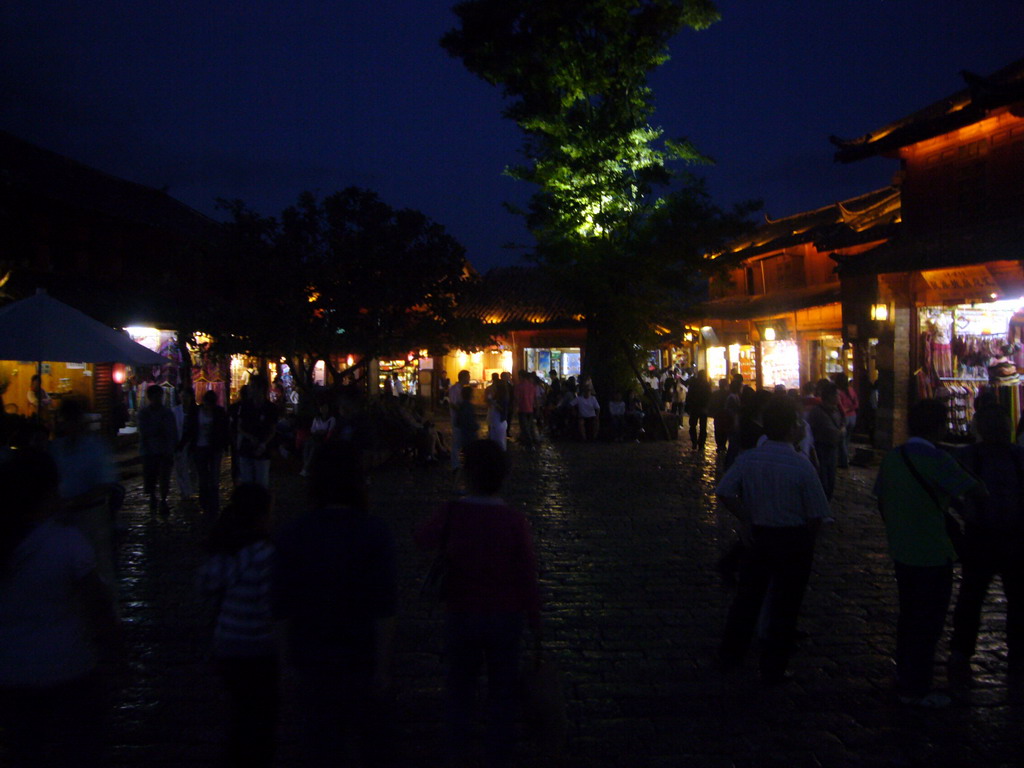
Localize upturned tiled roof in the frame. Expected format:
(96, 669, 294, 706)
(455, 266, 585, 327)
(0, 130, 216, 241)
(832, 58, 1024, 163)
(710, 186, 901, 264)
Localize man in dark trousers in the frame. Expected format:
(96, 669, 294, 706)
(716, 395, 830, 684)
(137, 384, 177, 516)
(948, 405, 1021, 696)
(684, 370, 711, 450)
(874, 398, 981, 708)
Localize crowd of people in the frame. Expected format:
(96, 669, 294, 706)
(713, 378, 1023, 710)
(2, 361, 1022, 766)
(0, 372, 543, 767)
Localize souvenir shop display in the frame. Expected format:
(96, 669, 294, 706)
(918, 305, 1024, 439)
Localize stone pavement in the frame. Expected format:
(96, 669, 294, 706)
(106, 433, 1024, 768)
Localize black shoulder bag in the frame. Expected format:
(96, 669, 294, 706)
(899, 445, 965, 559)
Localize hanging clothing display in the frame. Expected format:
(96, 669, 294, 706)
(918, 305, 1024, 441)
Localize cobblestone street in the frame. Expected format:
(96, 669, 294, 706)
(109, 433, 1024, 768)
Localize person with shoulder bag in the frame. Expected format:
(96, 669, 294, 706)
(874, 398, 983, 708)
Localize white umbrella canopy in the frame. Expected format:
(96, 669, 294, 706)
(0, 290, 171, 365)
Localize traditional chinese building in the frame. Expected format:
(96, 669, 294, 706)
(687, 187, 899, 391)
(832, 57, 1024, 445)
(439, 266, 586, 391)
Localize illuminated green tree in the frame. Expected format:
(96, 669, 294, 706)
(444, 0, 754, 398)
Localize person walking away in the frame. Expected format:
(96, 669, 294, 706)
(716, 395, 830, 683)
(173, 384, 197, 505)
(416, 439, 543, 768)
(874, 398, 982, 708)
(485, 373, 510, 450)
(515, 370, 539, 451)
(272, 442, 397, 767)
(300, 402, 336, 477)
(0, 450, 122, 768)
(455, 385, 480, 453)
(237, 375, 277, 489)
(138, 384, 178, 515)
(571, 384, 601, 441)
(191, 389, 230, 516)
(834, 372, 859, 468)
(709, 378, 730, 453)
(685, 371, 711, 450)
(198, 483, 279, 768)
(948, 406, 1024, 697)
(722, 377, 743, 457)
(806, 380, 844, 501)
(500, 371, 516, 441)
(448, 370, 471, 474)
(48, 397, 119, 595)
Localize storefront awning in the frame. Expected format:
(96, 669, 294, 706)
(688, 283, 842, 322)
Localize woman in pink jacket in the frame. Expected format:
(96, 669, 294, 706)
(416, 439, 542, 767)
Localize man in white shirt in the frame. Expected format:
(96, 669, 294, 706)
(716, 394, 831, 684)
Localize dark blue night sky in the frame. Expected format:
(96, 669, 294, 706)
(2, 1, 1022, 271)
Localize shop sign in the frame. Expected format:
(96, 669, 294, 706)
(953, 307, 1012, 337)
(921, 266, 998, 301)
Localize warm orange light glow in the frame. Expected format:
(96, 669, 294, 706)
(902, 111, 1024, 162)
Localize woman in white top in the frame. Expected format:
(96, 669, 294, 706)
(572, 385, 601, 441)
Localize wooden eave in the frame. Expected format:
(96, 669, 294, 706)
(686, 283, 842, 322)
(833, 215, 1024, 276)
(710, 187, 899, 266)
(832, 58, 1024, 163)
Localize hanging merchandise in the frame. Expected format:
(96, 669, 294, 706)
(918, 303, 1024, 440)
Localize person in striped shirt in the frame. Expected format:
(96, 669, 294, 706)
(198, 483, 277, 768)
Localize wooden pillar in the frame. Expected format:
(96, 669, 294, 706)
(891, 304, 912, 446)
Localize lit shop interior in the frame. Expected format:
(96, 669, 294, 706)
(524, 347, 582, 380)
(378, 353, 427, 396)
(442, 348, 514, 387)
(703, 324, 850, 391)
(916, 299, 1024, 439)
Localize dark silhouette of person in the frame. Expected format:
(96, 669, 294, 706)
(272, 442, 397, 766)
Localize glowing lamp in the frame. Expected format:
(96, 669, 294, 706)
(763, 327, 776, 341)
(870, 303, 890, 322)
(112, 363, 126, 384)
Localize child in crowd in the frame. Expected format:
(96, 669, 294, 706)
(198, 483, 278, 768)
